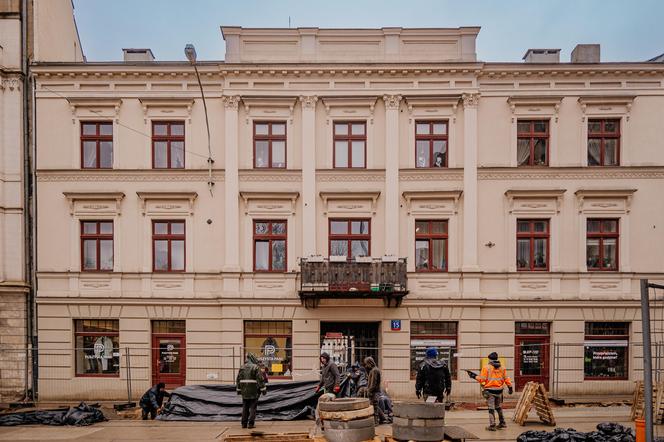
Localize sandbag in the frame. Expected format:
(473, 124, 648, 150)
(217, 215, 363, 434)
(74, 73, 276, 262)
(0, 402, 106, 426)
(159, 380, 318, 421)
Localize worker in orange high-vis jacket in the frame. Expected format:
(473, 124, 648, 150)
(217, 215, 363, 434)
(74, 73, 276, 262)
(468, 352, 513, 431)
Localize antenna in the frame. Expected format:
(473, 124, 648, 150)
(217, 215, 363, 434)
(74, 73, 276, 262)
(289, 16, 291, 28)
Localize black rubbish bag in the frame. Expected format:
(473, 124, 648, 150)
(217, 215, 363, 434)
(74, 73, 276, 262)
(0, 402, 106, 426)
(517, 422, 635, 442)
(158, 381, 319, 421)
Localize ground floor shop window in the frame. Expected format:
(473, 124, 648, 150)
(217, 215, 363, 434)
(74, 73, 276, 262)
(75, 319, 120, 376)
(244, 321, 292, 378)
(584, 322, 629, 380)
(410, 321, 457, 379)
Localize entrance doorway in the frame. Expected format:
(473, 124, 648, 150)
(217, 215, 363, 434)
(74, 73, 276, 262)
(151, 320, 186, 389)
(320, 322, 379, 372)
(514, 322, 550, 391)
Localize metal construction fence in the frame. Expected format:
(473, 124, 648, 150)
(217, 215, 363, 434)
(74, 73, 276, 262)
(2, 341, 664, 403)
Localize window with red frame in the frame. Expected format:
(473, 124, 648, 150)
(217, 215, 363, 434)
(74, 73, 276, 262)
(254, 122, 286, 168)
(333, 122, 366, 168)
(153, 221, 185, 272)
(410, 321, 458, 380)
(329, 219, 370, 258)
(75, 319, 119, 376)
(584, 322, 628, 380)
(254, 221, 287, 272)
(81, 221, 113, 271)
(415, 220, 448, 271)
(81, 122, 113, 169)
(415, 121, 448, 168)
(517, 120, 549, 166)
(244, 320, 292, 378)
(516, 219, 549, 271)
(588, 119, 620, 166)
(152, 121, 185, 169)
(586, 219, 619, 271)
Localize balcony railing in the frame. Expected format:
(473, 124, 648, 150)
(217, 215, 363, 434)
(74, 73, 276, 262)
(298, 257, 408, 308)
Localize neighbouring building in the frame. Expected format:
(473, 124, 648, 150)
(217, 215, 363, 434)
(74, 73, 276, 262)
(32, 25, 664, 401)
(0, 0, 82, 404)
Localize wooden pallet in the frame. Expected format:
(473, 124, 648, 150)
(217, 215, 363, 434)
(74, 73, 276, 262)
(224, 432, 311, 442)
(631, 381, 664, 424)
(511, 382, 556, 426)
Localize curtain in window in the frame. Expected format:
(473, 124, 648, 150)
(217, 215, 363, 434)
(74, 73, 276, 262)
(588, 139, 601, 165)
(517, 239, 530, 268)
(517, 139, 530, 165)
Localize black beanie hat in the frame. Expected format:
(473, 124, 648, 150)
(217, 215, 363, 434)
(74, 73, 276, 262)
(488, 352, 498, 361)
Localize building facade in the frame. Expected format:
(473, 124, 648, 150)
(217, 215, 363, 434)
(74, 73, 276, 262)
(33, 26, 664, 401)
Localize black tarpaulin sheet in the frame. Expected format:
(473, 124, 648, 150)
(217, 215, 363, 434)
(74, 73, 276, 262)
(0, 402, 106, 426)
(158, 380, 319, 421)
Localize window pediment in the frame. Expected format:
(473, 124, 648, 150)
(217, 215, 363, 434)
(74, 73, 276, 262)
(63, 191, 125, 216)
(240, 191, 299, 215)
(405, 95, 461, 123)
(68, 98, 122, 123)
(402, 190, 462, 215)
(507, 96, 562, 122)
(241, 97, 297, 124)
(139, 97, 194, 123)
(504, 189, 566, 215)
(320, 191, 380, 215)
(136, 191, 197, 216)
(578, 96, 635, 121)
(321, 96, 378, 123)
(575, 188, 636, 214)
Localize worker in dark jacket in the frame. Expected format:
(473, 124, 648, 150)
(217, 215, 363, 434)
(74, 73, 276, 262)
(236, 353, 267, 429)
(315, 352, 340, 395)
(139, 382, 170, 420)
(415, 347, 452, 403)
(363, 356, 383, 424)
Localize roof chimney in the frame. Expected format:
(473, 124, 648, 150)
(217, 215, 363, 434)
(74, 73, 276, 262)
(122, 48, 155, 62)
(522, 49, 560, 63)
(571, 44, 600, 63)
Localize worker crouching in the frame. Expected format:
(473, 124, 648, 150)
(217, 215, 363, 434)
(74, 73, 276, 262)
(468, 352, 513, 431)
(236, 353, 267, 429)
(139, 382, 170, 420)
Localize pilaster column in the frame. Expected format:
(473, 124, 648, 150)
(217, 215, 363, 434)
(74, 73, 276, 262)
(383, 95, 402, 257)
(462, 93, 480, 272)
(300, 96, 318, 256)
(223, 96, 241, 272)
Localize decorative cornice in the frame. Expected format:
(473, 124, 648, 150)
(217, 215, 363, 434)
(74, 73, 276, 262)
(399, 169, 464, 181)
(37, 170, 224, 182)
(63, 191, 125, 216)
(382, 94, 402, 110)
(462, 92, 480, 108)
(578, 95, 635, 121)
(136, 191, 198, 216)
(239, 170, 302, 182)
(0, 77, 21, 91)
(478, 167, 664, 180)
(316, 170, 385, 182)
(139, 97, 194, 124)
(402, 190, 463, 215)
(223, 95, 241, 109)
(504, 189, 566, 214)
(507, 96, 562, 122)
(320, 191, 381, 215)
(299, 95, 318, 109)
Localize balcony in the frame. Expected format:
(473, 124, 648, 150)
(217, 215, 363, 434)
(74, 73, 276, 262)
(298, 257, 408, 308)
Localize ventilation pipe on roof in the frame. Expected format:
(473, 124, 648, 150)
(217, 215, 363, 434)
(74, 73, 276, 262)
(522, 49, 561, 63)
(122, 48, 155, 62)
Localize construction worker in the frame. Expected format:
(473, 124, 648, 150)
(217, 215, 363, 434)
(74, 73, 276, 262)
(139, 382, 170, 420)
(415, 347, 452, 403)
(468, 352, 513, 431)
(236, 353, 267, 429)
(315, 352, 340, 395)
(362, 356, 385, 425)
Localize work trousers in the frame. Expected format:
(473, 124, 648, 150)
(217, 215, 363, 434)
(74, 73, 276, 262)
(241, 398, 258, 427)
(486, 392, 505, 426)
(141, 404, 157, 420)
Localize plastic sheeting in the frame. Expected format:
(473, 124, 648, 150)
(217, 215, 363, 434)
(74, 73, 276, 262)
(517, 422, 636, 442)
(158, 380, 319, 421)
(0, 402, 106, 427)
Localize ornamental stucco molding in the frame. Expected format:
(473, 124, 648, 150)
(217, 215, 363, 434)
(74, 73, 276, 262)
(316, 171, 385, 182)
(222, 95, 241, 109)
(478, 168, 664, 180)
(299, 95, 318, 109)
(37, 171, 224, 182)
(462, 92, 480, 108)
(382, 94, 402, 110)
(0, 77, 21, 91)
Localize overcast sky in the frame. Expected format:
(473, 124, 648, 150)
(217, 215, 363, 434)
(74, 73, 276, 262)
(73, 0, 664, 63)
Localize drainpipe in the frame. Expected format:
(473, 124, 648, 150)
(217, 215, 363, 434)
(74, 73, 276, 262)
(20, 0, 37, 401)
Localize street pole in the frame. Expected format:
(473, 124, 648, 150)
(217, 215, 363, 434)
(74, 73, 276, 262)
(641, 279, 654, 442)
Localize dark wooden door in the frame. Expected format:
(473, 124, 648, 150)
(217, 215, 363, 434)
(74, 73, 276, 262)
(515, 336, 549, 391)
(152, 334, 186, 389)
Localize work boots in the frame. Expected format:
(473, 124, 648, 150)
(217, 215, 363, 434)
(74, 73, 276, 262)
(486, 425, 497, 431)
(497, 422, 507, 429)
